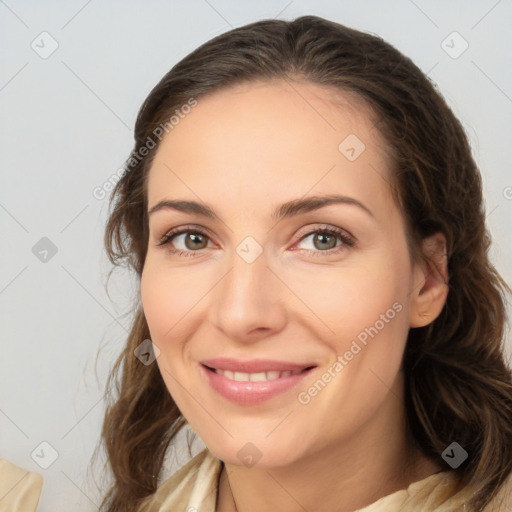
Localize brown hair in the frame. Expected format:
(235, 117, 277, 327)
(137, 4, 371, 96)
(97, 15, 512, 512)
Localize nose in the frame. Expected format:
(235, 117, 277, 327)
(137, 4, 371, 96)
(210, 249, 288, 343)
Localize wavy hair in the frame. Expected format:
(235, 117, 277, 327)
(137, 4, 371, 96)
(97, 15, 512, 512)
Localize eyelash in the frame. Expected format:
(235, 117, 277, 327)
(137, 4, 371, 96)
(156, 224, 355, 258)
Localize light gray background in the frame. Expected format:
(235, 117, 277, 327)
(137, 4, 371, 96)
(1, 1, 511, 510)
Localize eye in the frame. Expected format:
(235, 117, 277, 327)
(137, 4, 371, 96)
(156, 226, 212, 257)
(155, 224, 355, 258)
(292, 225, 355, 257)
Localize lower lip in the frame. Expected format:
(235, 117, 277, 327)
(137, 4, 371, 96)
(199, 364, 316, 405)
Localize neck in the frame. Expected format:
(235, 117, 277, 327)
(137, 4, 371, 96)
(216, 374, 442, 512)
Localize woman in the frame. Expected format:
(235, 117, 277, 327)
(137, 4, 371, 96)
(99, 15, 512, 512)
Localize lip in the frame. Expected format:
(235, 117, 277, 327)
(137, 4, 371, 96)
(199, 358, 317, 405)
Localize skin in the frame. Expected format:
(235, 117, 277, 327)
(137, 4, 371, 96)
(140, 79, 449, 512)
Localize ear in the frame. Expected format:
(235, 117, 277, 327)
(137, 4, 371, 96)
(409, 232, 449, 328)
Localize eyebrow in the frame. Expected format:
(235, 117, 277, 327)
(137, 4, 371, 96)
(148, 194, 374, 222)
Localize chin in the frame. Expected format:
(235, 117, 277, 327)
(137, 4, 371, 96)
(205, 437, 304, 469)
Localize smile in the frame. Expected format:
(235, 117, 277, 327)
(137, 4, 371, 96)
(199, 359, 316, 405)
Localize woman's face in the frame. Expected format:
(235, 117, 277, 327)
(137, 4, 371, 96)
(141, 80, 430, 467)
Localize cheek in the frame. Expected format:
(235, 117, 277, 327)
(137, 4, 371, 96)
(140, 259, 218, 400)
(291, 249, 411, 403)
(141, 269, 171, 340)
(288, 250, 410, 347)
(140, 265, 194, 407)
(140, 265, 188, 391)
(291, 281, 410, 447)
(140, 260, 205, 342)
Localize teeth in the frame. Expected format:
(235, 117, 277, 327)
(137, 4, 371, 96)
(214, 368, 303, 381)
(250, 372, 267, 382)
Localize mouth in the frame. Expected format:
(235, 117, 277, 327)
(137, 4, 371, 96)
(199, 358, 317, 405)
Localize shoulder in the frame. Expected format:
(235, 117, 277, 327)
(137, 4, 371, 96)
(483, 471, 512, 512)
(137, 448, 222, 512)
(0, 459, 43, 512)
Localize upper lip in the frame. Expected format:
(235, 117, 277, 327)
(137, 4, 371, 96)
(201, 358, 316, 373)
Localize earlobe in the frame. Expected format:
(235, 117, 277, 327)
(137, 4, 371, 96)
(409, 232, 449, 328)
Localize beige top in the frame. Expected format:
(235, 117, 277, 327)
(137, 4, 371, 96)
(2, 452, 511, 511)
(0, 459, 43, 512)
(139, 448, 512, 512)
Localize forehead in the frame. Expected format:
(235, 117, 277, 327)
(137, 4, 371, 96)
(146, 79, 395, 222)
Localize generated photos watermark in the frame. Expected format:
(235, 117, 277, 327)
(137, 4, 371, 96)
(297, 301, 403, 405)
(93, 97, 198, 200)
